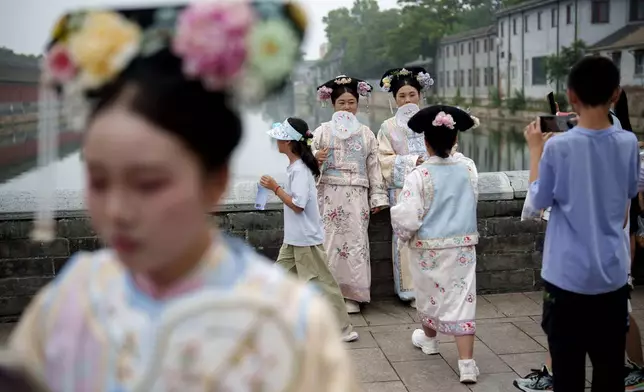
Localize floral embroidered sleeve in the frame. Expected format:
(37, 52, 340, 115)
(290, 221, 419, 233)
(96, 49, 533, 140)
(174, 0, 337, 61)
(377, 123, 418, 189)
(390, 169, 426, 243)
(461, 157, 479, 201)
(366, 128, 390, 209)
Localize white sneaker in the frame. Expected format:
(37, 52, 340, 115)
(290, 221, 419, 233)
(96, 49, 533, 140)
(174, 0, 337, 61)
(458, 359, 479, 383)
(411, 329, 439, 355)
(345, 300, 360, 314)
(410, 299, 417, 309)
(341, 330, 359, 342)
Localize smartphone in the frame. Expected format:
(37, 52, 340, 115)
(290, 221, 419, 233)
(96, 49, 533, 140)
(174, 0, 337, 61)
(539, 115, 575, 133)
(546, 92, 557, 115)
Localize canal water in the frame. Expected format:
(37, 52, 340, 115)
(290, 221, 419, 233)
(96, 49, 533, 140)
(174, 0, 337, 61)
(0, 107, 539, 212)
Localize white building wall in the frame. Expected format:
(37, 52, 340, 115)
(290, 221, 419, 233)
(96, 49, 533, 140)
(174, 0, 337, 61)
(437, 0, 636, 101)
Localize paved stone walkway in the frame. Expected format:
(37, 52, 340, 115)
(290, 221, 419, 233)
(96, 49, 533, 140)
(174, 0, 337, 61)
(2, 290, 644, 391)
(347, 289, 644, 391)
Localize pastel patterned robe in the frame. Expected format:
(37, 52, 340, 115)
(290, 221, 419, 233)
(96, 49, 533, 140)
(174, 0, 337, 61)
(377, 117, 429, 301)
(390, 155, 480, 335)
(8, 235, 361, 392)
(312, 122, 389, 303)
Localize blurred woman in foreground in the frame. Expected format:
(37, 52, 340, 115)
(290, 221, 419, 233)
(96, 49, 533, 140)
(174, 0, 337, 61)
(8, 2, 360, 391)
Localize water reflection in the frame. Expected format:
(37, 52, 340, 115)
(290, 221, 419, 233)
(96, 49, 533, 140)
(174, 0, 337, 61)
(0, 112, 540, 193)
(9, 107, 634, 210)
(0, 111, 290, 208)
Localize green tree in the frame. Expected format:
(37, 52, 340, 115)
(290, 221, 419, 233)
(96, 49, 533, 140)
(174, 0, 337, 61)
(322, 0, 402, 78)
(544, 40, 587, 88)
(321, 0, 530, 76)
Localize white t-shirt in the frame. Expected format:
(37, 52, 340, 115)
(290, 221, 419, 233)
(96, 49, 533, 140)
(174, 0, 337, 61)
(283, 160, 325, 247)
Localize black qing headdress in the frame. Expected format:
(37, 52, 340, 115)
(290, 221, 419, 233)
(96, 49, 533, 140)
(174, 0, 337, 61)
(408, 105, 480, 134)
(316, 75, 372, 105)
(379, 67, 434, 93)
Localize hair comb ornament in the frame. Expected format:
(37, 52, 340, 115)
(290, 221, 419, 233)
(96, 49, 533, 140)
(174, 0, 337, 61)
(31, 0, 308, 242)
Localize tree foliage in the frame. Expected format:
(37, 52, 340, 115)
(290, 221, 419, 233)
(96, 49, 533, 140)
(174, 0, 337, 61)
(321, 0, 527, 78)
(544, 40, 587, 86)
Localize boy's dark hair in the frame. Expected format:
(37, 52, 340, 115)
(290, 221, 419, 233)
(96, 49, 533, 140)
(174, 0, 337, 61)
(567, 56, 620, 107)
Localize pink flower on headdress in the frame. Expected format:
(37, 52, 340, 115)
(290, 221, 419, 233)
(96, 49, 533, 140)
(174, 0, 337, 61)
(46, 44, 77, 83)
(172, 2, 255, 90)
(432, 111, 456, 129)
(357, 81, 371, 96)
(317, 86, 333, 102)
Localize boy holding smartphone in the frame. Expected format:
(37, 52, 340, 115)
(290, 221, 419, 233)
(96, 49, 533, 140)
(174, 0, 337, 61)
(524, 56, 639, 391)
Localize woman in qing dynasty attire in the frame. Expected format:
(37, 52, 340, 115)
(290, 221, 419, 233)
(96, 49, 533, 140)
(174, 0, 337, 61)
(390, 106, 481, 384)
(8, 3, 361, 391)
(376, 67, 434, 308)
(312, 76, 389, 314)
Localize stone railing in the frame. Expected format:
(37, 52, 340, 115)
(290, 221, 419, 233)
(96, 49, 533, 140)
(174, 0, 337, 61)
(0, 170, 548, 320)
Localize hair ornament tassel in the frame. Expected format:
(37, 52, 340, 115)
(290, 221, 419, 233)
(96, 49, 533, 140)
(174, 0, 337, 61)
(31, 84, 60, 243)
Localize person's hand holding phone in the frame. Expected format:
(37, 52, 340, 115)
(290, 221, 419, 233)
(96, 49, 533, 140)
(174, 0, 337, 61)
(525, 118, 553, 153)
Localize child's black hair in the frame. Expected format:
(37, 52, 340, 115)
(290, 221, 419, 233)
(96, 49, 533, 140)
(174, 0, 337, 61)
(287, 117, 320, 177)
(567, 56, 620, 107)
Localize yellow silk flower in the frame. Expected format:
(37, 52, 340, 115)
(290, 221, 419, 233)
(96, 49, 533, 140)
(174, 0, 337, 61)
(68, 11, 142, 89)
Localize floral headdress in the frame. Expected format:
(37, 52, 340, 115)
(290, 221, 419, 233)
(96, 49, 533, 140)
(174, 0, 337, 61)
(316, 75, 373, 105)
(407, 105, 477, 135)
(380, 67, 434, 93)
(31, 1, 308, 242)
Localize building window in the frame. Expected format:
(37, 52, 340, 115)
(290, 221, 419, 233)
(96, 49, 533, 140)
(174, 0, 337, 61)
(489, 38, 495, 51)
(635, 51, 644, 75)
(532, 56, 547, 85)
(566, 4, 573, 24)
(447, 71, 450, 87)
(446, 46, 449, 57)
(483, 39, 488, 52)
(611, 51, 622, 69)
(439, 71, 444, 88)
(524, 15, 529, 33)
(630, 0, 644, 21)
(551, 8, 558, 27)
(500, 21, 505, 37)
(460, 70, 464, 87)
(501, 51, 505, 59)
(467, 69, 472, 87)
(476, 68, 481, 86)
(490, 67, 495, 86)
(537, 12, 542, 30)
(513, 18, 517, 35)
(461, 43, 464, 55)
(454, 44, 458, 56)
(468, 42, 472, 54)
(592, 1, 610, 23)
(476, 40, 480, 53)
(483, 68, 489, 86)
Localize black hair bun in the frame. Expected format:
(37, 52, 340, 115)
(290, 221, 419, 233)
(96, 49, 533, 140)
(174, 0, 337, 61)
(408, 105, 475, 134)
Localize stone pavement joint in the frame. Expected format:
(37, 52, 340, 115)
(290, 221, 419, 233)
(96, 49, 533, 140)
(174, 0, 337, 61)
(3, 290, 643, 391)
